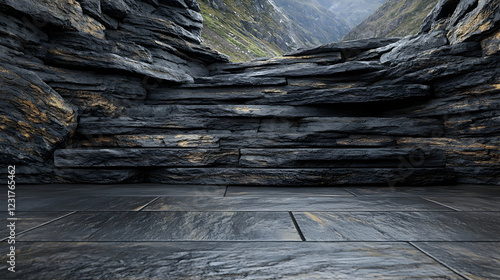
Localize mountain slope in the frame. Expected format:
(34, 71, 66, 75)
(199, 0, 351, 61)
(199, 0, 292, 61)
(343, 0, 439, 40)
(319, 0, 386, 27)
(274, 0, 350, 44)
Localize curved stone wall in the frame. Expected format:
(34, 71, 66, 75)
(1, 0, 498, 185)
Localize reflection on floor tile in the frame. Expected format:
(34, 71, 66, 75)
(424, 196, 500, 211)
(11, 196, 157, 211)
(143, 196, 451, 211)
(15, 184, 226, 197)
(344, 185, 500, 197)
(0, 242, 463, 280)
(293, 211, 500, 241)
(226, 186, 353, 197)
(0, 212, 73, 240)
(412, 242, 500, 280)
(19, 212, 300, 241)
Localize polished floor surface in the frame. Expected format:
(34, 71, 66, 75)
(1, 184, 499, 279)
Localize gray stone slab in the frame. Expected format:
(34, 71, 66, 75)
(239, 148, 445, 168)
(189, 76, 287, 87)
(19, 212, 300, 241)
(453, 167, 500, 185)
(9, 196, 156, 212)
(127, 105, 334, 118)
(147, 167, 453, 186)
(14, 184, 226, 197)
(424, 196, 500, 211)
(44, 45, 194, 84)
(412, 242, 500, 280)
(77, 116, 261, 134)
(220, 134, 395, 148)
(147, 86, 273, 104)
(143, 196, 451, 211)
(226, 186, 353, 197)
(0, 242, 462, 279)
(53, 168, 142, 184)
(249, 61, 386, 78)
(74, 134, 221, 148)
(293, 211, 500, 241)
(0, 212, 73, 239)
(54, 148, 239, 167)
(259, 117, 443, 136)
(249, 85, 431, 106)
(445, 111, 500, 137)
(209, 52, 343, 74)
(345, 185, 500, 197)
(285, 37, 401, 56)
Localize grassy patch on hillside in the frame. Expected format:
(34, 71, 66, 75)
(198, 0, 287, 61)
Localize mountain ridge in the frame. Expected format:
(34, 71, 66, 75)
(343, 0, 439, 40)
(199, 0, 354, 61)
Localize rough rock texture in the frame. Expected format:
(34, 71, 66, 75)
(1, 0, 499, 186)
(0, 0, 227, 173)
(420, 0, 500, 44)
(0, 64, 77, 164)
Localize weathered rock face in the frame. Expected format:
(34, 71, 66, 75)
(0, 64, 77, 164)
(1, 0, 498, 186)
(0, 0, 228, 177)
(420, 0, 500, 44)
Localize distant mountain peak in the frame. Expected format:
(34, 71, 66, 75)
(344, 0, 440, 40)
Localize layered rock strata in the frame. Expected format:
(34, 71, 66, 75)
(1, 0, 498, 185)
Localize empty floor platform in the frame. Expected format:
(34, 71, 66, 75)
(1, 184, 499, 279)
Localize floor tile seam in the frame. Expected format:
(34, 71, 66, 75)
(6, 195, 499, 199)
(8, 210, 500, 214)
(136, 197, 161, 211)
(14, 239, 500, 243)
(288, 212, 306, 241)
(341, 188, 358, 197)
(331, 195, 500, 198)
(288, 210, 500, 213)
(405, 240, 500, 243)
(62, 210, 295, 213)
(0, 195, 394, 201)
(223, 195, 356, 197)
(1, 211, 77, 242)
(4, 195, 232, 201)
(408, 242, 472, 280)
(420, 195, 500, 198)
(420, 197, 461, 211)
(8, 240, 500, 244)
(106, 210, 464, 213)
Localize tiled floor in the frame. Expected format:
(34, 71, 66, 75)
(1, 184, 499, 279)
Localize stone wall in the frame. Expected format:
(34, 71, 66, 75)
(0, 0, 228, 182)
(0, 0, 498, 185)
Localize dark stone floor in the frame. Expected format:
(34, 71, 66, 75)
(1, 184, 499, 279)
